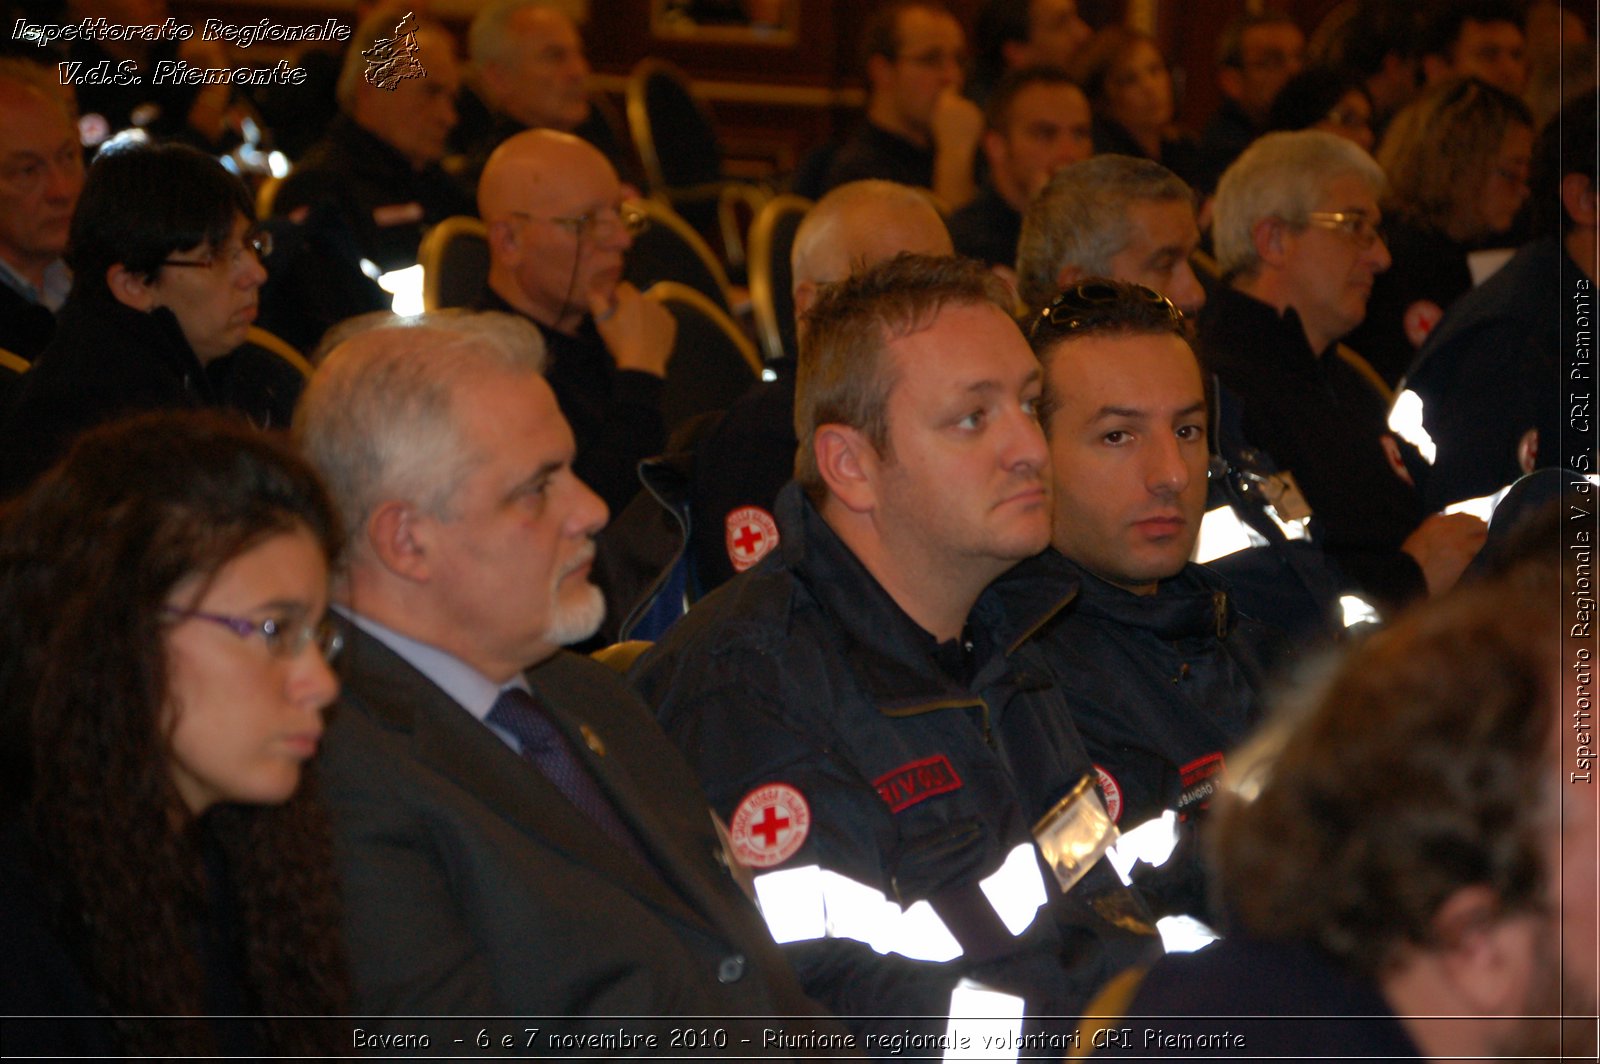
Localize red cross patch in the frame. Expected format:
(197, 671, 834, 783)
(729, 782, 810, 868)
(725, 506, 779, 572)
(1093, 764, 1124, 825)
(1402, 299, 1443, 349)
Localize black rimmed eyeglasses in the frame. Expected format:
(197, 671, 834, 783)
(164, 606, 343, 662)
(161, 230, 274, 271)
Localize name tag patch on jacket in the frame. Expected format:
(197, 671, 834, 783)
(874, 754, 963, 813)
(1177, 753, 1226, 820)
(729, 782, 810, 868)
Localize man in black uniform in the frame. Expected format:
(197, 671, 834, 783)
(1200, 130, 1485, 614)
(1028, 280, 1276, 921)
(475, 128, 676, 518)
(821, 2, 984, 212)
(272, 10, 471, 273)
(632, 254, 1159, 1045)
(948, 67, 1092, 277)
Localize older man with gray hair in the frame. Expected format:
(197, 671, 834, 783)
(1197, 130, 1483, 613)
(1015, 154, 1205, 316)
(294, 311, 838, 1036)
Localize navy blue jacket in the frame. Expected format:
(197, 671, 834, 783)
(631, 485, 1159, 1043)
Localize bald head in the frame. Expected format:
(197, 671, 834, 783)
(791, 180, 953, 317)
(479, 129, 631, 327)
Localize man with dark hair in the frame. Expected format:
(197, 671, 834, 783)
(1402, 91, 1598, 509)
(1026, 280, 1275, 921)
(0, 59, 81, 362)
(1195, 13, 1306, 192)
(821, 2, 984, 211)
(1307, 1, 1424, 134)
(1, 138, 267, 496)
(1105, 564, 1592, 1062)
(968, 0, 1092, 106)
(295, 312, 843, 1041)
(272, 10, 472, 273)
(633, 253, 1158, 1041)
(1420, 0, 1528, 95)
(949, 66, 1092, 273)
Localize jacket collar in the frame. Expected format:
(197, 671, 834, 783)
(1202, 283, 1327, 365)
(772, 483, 1077, 714)
(53, 285, 214, 399)
(1054, 554, 1234, 643)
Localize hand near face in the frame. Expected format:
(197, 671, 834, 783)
(592, 281, 675, 378)
(930, 88, 984, 152)
(1402, 511, 1489, 597)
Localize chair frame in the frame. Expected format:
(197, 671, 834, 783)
(633, 197, 741, 315)
(642, 280, 762, 377)
(745, 194, 811, 365)
(244, 325, 314, 380)
(418, 215, 490, 313)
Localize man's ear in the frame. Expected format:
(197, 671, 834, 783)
(1217, 67, 1244, 103)
(1420, 54, 1451, 87)
(1429, 885, 1541, 1015)
(366, 500, 433, 584)
(486, 216, 522, 265)
(814, 422, 879, 514)
(1250, 215, 1288, 269)
(1561, 173, 1597, 229)
(106, 263, 157, 312)
(866, 53, 893, 94)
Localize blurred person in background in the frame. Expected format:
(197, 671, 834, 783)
(1346, 77, 1534, 387)
(1070, 27, 1202, 192)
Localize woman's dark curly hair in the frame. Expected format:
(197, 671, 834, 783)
(0, 411, 350, 1055)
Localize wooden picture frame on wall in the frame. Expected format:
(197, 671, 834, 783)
(649, 0, 799, 47)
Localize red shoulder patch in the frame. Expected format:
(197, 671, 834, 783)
(1093, 764, 1124, 824)
(725, 506, 780, 572)
(874, 754, 963, 813)
(729, 783, 811, 868)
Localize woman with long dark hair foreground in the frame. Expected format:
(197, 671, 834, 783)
(0, 411, 350, 1056)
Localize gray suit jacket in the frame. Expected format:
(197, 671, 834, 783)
(319, 623, 839, 1041)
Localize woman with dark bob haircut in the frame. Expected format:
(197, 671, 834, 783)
(0, 411, 350, 1056)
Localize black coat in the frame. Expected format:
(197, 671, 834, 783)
(0, 287, 215, 498)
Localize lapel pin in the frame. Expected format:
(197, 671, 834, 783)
(579, 724, 606, 757)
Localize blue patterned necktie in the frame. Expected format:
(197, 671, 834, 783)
(486, 687, 648, 862)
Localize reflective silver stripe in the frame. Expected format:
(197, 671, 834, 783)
(944, 978, 1025, 1061)
(977, 843, 1048, 936)
(1388, 388, 1436, 464)
(751, 865, 962, 961)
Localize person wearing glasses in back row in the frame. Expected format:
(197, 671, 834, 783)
(1198, 130, 1486, 616)
(0, 412, 349, 1058)
(0, 137, 272, 499)
(476, 128, 677, 517)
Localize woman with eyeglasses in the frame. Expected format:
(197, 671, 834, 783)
(1344, 76, 1535, 388)
(0, 134, 274, 499)
(0, 411, 349, 1057)
(1267, 67, 1375, 152)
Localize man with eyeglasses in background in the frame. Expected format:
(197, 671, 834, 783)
(1194, 12, 1305, 194)
(1, 138, 269, 498)
(1197, 130, 1486, 616)
(0, 60, 82, 365)
(476, 128, 676, 517)
(820, 2, 985, 212)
